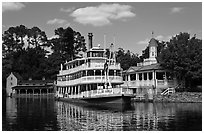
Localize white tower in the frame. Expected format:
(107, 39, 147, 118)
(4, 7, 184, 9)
(149, 38, 158, 59)
(142, 37, 158, 66)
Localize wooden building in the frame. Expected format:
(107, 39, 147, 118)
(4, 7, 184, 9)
(122, 37, 177, 96)
(6, 72, 54, 97)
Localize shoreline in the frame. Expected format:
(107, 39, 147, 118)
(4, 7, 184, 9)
(132, 92, 202, 103)
(153, 92, 202, 103)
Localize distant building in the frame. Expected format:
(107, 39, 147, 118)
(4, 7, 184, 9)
(6, 72, 54, 97)
(6, 72, 22, 97)
(122, 37, 177, 95)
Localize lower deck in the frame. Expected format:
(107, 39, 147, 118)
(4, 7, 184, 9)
(56, 93, 133, 104)
(56, 86, 133, 104)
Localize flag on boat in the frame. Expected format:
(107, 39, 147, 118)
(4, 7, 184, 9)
(104, 61, 108, 73)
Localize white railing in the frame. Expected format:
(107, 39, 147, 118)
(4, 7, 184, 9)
(122, 79, 176, 88)
(58, 87, 133, 99)
(161, 87, 175, 96)
(59, 63, 121, 76)
(57, 76, 123, 86)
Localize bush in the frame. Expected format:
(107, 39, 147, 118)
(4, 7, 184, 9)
(175, 86, 202, 92)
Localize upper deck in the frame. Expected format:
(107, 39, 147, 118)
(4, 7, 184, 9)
(58, 46, 121, 76)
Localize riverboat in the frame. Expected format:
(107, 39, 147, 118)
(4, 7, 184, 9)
(55, 33, 133, 104)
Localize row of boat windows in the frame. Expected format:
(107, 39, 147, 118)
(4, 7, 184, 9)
(64, 59, 106, 70)
(57, 84, 117, 94)
(124, 72, 173, 81)
(57, 70, 122, 81)
(87, 51, 104, 57)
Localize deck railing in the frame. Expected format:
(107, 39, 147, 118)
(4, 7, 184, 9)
(57, 76, 123, 86)
(161, 87, 175, 96)
(59, 63, 121, 75)
(61, 87, 133, 99)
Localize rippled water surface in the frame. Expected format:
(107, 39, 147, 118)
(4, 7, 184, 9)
(2, 97, 202, 131)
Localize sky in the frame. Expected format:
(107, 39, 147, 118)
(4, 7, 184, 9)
(2, 2, 202, 55)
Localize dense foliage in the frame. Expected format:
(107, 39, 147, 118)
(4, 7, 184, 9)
(2, 25, 202, 91)
(2, 25, 86, 87)
(116, 48, 141, 70)
(158, 32, 202, 90)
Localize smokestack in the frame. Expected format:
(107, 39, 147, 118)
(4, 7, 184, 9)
(88, 33, 93, 49)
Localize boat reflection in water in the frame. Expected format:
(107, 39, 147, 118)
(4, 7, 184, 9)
(55, 101, 202, 131)
(55, 101, 134, 131)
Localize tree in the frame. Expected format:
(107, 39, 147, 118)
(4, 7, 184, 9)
(47, 27, 87, 79)
(2, 25, 50, 82)
(158, 32, 202, 90)
(116, 48, 140, 70)
(2, 25, 27, 55)
(50, 27, 86, 62)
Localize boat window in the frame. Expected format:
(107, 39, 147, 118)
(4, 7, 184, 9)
(116, 70, 121, 76)
(87, 70, 94, 76)
(62, 76, 66, 81)
(57, 76, 62, 81)
(80, 60, 85, 65)
(101, 70, 105, 75)
(82, 70, 86, 76)
(109, 70, 114, 76)
(144, 73, 147, 80)
(95, 70, 101, 76)
(92, 84, 97, 90)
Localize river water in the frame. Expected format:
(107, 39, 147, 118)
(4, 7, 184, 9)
(2, 97, 202, 131)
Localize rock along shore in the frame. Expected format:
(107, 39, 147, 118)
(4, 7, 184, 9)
(153, 92, 202, 103)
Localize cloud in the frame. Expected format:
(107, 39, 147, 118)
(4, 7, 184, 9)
(138, 38, 149, 45)
(70, 3, 136, 27)
(171, 7, 184, 13)
(60, 7, 75, 12)
(138, 35, 171, 45)
(47, 18, 70, 27)
(2, 2, 25, 12)
(47, 18, 67, 25)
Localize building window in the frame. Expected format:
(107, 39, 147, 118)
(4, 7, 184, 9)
(144, 73, 147, 80)
(11, 77, 13, 80)
(152, 52, 154, 57)
(10, 82, 12, 85)
(156, 72, 165, 80)
(149, 72, 153, 80)
(130, 74, 136, 81)
(139, 73, 142, 80)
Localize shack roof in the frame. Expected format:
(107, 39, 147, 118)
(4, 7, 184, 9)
(12, 72, 23, 80)
(138, 63, 163, 71)
(19, 80, 54, 85)
(125, 63, 164, 74)
(12, 85, 53, 89)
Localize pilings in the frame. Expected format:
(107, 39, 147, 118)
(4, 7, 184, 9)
(14, 88, 54, 98)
